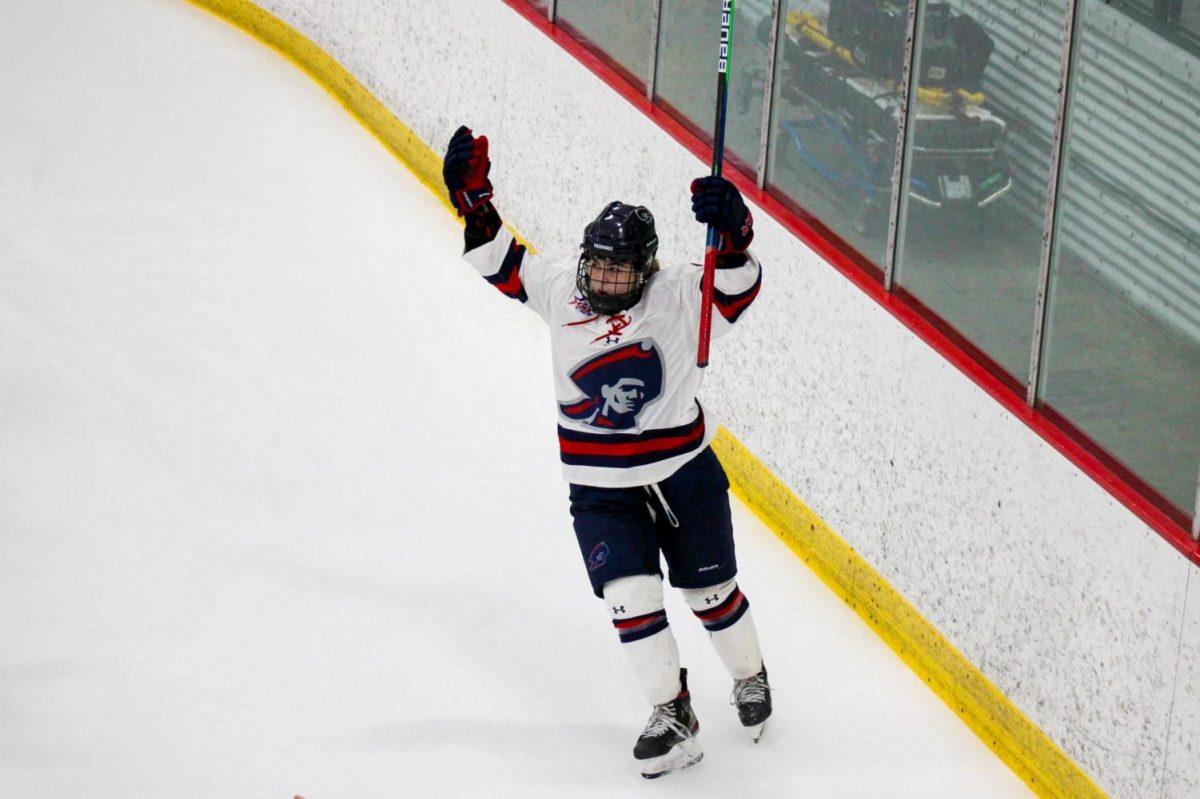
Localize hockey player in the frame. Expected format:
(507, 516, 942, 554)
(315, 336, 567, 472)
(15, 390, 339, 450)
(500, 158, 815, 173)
(442, 125, 771, 778)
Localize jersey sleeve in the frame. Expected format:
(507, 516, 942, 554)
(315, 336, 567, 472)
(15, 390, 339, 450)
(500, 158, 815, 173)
(678, 249, 763, 340)
(461, 204, 559, 321)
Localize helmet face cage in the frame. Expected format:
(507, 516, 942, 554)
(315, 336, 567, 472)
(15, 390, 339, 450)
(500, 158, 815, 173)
(576, 254, 650, 315)
(576, 202, 658, 315)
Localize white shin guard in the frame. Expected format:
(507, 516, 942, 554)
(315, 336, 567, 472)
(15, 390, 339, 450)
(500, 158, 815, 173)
(681, 578, 763, 680)
(603, 574, 681, 706)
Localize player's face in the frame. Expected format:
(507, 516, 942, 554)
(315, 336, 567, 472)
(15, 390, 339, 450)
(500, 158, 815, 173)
(585, 256, 639, 297)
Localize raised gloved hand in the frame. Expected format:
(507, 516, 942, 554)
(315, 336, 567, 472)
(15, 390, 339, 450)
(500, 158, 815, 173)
(443, 125, 494, 216)
(690, 175, 754, 254)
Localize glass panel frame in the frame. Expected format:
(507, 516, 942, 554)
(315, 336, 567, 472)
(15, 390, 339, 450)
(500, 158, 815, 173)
(882, 0, 918, 292)
(1193, 464, 1200, 540)
(646, 0, 663, 101)
(756, 0, 785, 188)
(1028, 0, 1084, 405)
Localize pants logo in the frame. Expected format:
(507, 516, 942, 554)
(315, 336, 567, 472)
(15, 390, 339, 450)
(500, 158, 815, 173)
(588, 541, 610, 572)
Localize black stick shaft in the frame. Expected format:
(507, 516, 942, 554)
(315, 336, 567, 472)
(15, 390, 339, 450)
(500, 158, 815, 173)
(697, 0, 735, 368)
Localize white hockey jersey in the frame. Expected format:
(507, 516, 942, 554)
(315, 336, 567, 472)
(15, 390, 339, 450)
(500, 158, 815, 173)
(464, 225, 761, 488)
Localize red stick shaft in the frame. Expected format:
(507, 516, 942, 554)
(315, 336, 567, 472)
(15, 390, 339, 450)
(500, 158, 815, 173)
(697, 243, 718, 367)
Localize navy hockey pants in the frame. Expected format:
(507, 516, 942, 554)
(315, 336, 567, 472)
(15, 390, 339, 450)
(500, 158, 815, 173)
(568, 446, 738, 598)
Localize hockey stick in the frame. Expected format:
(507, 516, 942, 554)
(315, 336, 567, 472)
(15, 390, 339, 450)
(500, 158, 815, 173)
(697, 0, 736, 368)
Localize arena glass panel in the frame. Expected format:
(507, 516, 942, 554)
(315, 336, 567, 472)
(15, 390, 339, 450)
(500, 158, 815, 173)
(763, 0, 910, 269)
(1186, 0, 1200, 36)
(1110, 0, 1200, 51)
(651, 0, 773, 180)
(1038, 0, 1200, 522)
(524, 0, 549, 15)
(556, 0, 654, 93)
(892, 1, 1068, 382)
(1167, 0, 1200, 51)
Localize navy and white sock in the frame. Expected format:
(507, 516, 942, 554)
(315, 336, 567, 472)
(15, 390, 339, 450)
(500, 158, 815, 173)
(603, 574, 681, 705)
(683, 579, 763, 680)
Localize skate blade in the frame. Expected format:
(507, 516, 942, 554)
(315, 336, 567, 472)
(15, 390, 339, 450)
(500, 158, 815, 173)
(639, 736, 703, 779)
(747, 721, 767, 743)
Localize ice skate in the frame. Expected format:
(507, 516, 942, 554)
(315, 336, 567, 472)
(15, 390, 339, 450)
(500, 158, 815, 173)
(634, 668, 702, 779)
(732, 665, 772, 742)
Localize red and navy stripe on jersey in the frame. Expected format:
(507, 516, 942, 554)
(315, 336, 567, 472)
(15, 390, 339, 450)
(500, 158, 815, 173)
(463, 201, 528, 303)
(692, 585, 749, 632)
(558, 407, 707, 469)
(484, 238, 528, 302)
(612, 609, 670, 644)
(712, 267, 761, 324)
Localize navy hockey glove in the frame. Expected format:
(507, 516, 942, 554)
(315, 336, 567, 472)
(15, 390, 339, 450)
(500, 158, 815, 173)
(443, 125, 494, 216)
(690, 175, 754, 254)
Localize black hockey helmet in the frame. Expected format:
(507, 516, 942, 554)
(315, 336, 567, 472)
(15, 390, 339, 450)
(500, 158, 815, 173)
(577, 201, 659, 315)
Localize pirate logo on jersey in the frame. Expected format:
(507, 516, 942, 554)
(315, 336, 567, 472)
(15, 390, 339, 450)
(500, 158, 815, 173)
(559, 340, 664, 430)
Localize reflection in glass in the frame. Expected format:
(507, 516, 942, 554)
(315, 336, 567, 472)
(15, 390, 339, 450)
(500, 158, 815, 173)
(764, 0, 911, 266)
(1108, 0, 1200, 50)
(1040, 0, 1200, 518)
(525, 0, 549, 15)
(652, 0, 772, 178)
(557, 0, 654, 91)
(1185, 0, 1200, 40)
(893, 0, 1065, 381)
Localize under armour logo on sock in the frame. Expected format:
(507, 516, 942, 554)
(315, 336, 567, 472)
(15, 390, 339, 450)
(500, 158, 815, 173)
(612, 605, 625, 614)
(704, 593, 720, 605)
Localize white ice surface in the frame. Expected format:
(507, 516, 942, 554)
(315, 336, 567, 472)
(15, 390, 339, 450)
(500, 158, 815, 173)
(0, 1, 1032, 797)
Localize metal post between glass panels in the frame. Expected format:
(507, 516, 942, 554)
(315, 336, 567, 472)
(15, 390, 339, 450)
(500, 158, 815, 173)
(1027, 0, 1083, 407)
(882, 0, 920, 292)
(756, 0, 783, 189)
(548, 0, 556, 24)
(1192, 464, 1200, 541)
(647, 0, 663, 102)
